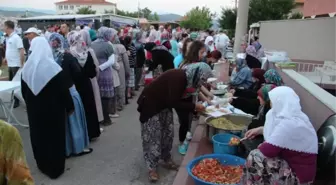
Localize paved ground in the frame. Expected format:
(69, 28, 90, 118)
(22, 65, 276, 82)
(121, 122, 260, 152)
(0, 90, 185, 185)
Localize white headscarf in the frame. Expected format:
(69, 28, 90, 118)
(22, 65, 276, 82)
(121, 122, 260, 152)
(263, 86, 318, 154)
(22, 37, 62, 95)
(205, 36, 215, 52)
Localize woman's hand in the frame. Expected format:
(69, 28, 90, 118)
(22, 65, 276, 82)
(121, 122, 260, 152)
(195, 103, 206, 112)
(229, 89, 235, 95)
(245, 126, 263, 139)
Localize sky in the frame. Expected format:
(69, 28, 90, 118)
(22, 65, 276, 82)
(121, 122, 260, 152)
(0, 0, 235, 15)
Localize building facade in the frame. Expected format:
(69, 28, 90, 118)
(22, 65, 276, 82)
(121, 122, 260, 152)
(303, 0, 336, 18)
(55, 0, 116, 15)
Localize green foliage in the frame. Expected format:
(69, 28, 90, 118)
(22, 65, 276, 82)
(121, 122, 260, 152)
(248, 0, 295, 25)
(289, 12, 303, 19)
(76, 7, 96, 14)
(219, 8, 237, 30)
(218, 0, 295, 34)
(180, 6, 214, 30)
(113, 8, 159, 21)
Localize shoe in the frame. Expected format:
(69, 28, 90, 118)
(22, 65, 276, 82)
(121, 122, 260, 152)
(100, 127, 104, 132)
(148, 170, 159, 182)
(101, 121, 113, 126)
(109, 114, 119, 118)
(178, 142, 188, 155)
(186, 132, 192, 141)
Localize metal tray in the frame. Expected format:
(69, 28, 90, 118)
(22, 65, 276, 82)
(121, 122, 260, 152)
(205, 114, 253, 142)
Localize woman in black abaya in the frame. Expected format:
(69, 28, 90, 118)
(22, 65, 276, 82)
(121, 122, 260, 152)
(21, 37, 74, 179)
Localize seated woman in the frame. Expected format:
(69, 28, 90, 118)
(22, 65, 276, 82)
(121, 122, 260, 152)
(230, 68, 282, 99)
(241, 86, 318, 185)
(245, 44, 261, 69)
(229, 58, 253, 89)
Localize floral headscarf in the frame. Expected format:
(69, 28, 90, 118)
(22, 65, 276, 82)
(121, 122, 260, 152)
(183, 62, 213, 98)
(49, 33, 65, 65)
(96, 26, 114, 42)
(67, 31, 88, 66)
(257, 84, 277, 102)
(264, 69, 283, 86)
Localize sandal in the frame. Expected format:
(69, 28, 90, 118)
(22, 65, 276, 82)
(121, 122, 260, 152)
(72, 148, 93, 157)
(162, 159, 180, 171)
(148, 170, 159, 182)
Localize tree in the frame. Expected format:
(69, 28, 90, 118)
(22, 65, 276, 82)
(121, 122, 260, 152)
(289, 12, 303, 19)
(248, 0, 295, 25)
(180, 6, 214, 30)
(219, 8, 237, 30)
(153, 12, 160, 21)
(76, 7, 96, 14)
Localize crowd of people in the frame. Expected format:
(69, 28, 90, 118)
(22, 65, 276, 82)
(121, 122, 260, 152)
(0, 19, 318, 185)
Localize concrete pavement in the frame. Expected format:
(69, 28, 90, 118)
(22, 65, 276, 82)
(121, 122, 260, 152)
(0, 91, 184, 185)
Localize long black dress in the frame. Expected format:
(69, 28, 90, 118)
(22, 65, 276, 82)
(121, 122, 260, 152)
(63, 53, 101, 140)
(22, 71, 74, 179)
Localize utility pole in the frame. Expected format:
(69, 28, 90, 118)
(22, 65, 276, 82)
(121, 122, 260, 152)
(235, 0, 238, 10)
(137, 1, 140, 18)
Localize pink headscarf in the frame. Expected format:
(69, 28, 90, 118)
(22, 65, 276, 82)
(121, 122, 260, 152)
(67, 31, 88, 66)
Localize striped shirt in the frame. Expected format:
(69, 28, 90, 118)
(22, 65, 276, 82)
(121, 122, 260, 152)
(127, 45, 137, 68)
(0, 120, 34, 185)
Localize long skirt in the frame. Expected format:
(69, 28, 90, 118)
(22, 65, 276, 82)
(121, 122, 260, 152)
(241, 149, 309, 185)
(90, 77, 104, 122)
(65, 86, 90, 156)
(141, 108, 174, 170)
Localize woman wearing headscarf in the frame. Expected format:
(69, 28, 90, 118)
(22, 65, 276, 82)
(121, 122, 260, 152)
(253, 40, 265, 58)
(123, 36, 136, 99)
(137, 62, 213, 182)
(49, 33, 91, 157)
(169, 32, 179, 57)
(110, 31, 130, 111)
(147, 34, 174, 78)
(245, 44, 262, 69)
(91, 27, 115, 126)
(241, 86, 318, 184)
(21, 37, 74, 179)
(230, 68, 282, 98)
(134, 31, 146, 91)
(67, 31, 101, 139)
(80, 29, 104, 123)
(204, 36, 215, 53)
(107, 28, 121, 118)
(230, 58, 253, 89)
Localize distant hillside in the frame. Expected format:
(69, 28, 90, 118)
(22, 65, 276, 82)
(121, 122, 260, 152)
(0, 10, 48, 17)
(158, 14, 182, 22)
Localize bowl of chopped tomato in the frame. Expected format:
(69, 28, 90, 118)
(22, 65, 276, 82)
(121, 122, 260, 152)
(187, 154, 246, 185)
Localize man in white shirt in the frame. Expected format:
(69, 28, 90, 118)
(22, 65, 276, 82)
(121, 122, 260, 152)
(3, 20, 25, 108)
(215, 30, 230, 58)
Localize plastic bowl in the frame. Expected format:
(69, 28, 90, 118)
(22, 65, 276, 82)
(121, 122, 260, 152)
(212, 133, 240, 155)
(187, 154, 246, 185)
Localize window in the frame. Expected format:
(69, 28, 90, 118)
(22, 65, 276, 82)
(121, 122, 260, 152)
(64, 5, 68, 10)
(70, 5, 74, 10)
(88, 5, 92, 8)
(59, 5, 63, 10)
(76, 5, 80, 7)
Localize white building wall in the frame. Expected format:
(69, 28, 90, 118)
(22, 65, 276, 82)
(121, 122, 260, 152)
(55, 4, 116, 14)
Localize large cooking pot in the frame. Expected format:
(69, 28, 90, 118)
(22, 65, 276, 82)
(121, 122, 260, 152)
(205, 114, 253, 142)
(316, 114, 336, 180)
